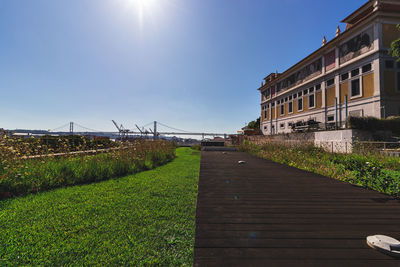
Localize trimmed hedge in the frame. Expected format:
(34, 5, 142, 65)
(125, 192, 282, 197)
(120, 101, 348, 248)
(348, 116, 400, 135)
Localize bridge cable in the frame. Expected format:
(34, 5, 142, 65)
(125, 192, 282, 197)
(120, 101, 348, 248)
(156, 122, 191, 133)
(73, 122, 102, 133)
(141, 122, 154, 128)
(50, 123, 70, 132)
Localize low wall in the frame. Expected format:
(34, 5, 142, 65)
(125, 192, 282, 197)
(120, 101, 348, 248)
(244, 132, 315, 146)
(314, 130, 354, 153)
(243, 129, 381, 153)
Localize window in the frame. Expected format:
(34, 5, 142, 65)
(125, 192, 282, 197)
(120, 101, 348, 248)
(309, 94, 315, 108)
(303, 89, 308, 95)
(326, 78, 335, 87)
(277, 100, 280, 104)
(280, 104, 285, 115)
(289, 95, 292, 100)
(272, 103, 275, 107)
(362, 63, 372, 73)
(351, 68, 360, 77)
(288, 122, 293, 127)
(315, 84, 321, 91)
(264, 126, 267, 130)
(309, 87, 314, 93)
(264, 110, 267, 119)
(280, 123, 285, 129)
(288, 102, 293, 113)
(397, 72, 400, 92)
(351, 78, 361, 98)
(285, 97, 288, 102)
(341, 73, 349, 81)
(327, 115, 335, 122)
(386, 60, 394, 69)
(298, 98, 303, 111)
(293, 94, 297, 99)
(298, 92, 302, 97)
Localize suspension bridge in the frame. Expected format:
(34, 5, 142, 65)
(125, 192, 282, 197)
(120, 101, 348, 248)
(43, 120, 234, 140)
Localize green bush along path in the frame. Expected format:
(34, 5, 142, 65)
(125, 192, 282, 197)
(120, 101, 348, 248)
(240, 142, 400, 197)
(0, 147, 200, 266)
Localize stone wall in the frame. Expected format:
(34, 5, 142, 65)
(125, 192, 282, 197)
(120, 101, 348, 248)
(314, 130, 357, 153)
(241, 129, 389, 153)
(244, 132, 315, 146)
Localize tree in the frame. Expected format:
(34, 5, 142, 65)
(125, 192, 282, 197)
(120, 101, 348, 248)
(247, 117, 260, 130)
(388, 24, 400, 61)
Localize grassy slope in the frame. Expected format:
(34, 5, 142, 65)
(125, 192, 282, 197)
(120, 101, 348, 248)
(0, 147, 200, 266)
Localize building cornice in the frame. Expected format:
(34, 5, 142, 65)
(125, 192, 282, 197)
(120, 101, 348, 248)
(257, 11, 384, 93)
(260, 49, 380, 104)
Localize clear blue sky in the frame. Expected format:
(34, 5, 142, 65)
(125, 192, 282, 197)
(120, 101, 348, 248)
(0, 0, 367, 133)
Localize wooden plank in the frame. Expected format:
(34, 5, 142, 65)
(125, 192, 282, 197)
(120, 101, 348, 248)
(194, 259, 400, 267)
(194, 247, 391, 260)
(195, 223, 400, 232)
(195, 230, 400, 239)
(195, 217, 400, 224)
(193, 151, 400, 265)
(195, 238, 369, 248)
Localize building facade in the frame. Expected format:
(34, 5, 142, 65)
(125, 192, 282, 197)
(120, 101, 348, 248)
(259, 0, 400, 135)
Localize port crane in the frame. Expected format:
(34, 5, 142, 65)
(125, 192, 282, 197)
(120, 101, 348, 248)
(112, 120, 131, 139)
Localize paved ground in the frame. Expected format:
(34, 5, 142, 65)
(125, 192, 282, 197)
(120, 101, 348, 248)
(193, 150, 400, 266)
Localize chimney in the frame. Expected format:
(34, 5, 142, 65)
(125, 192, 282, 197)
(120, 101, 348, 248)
(336, 26, 341, 37)
(373, 0, 380, 12)
(322, 36, 327, 46)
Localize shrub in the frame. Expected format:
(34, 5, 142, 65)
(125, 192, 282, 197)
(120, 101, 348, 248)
(191, 144, 201, 151)
(241, 141, 400, 197)
(348, 116, 400, 135)
(0, 140, 176, 199)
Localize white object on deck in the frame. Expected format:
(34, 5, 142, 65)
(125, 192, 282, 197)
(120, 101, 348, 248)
(238, 161, 246, 164)
(366, 235, 400, 257)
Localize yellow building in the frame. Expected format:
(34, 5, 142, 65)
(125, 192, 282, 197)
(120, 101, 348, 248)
(259, 0, 400, 135)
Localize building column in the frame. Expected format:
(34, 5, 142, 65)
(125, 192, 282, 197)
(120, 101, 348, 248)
(374, 21, 383, 118)
(321, 78, 327, 125)
(335, 73, 341, 127)
(274, 100, 278, 134)
(269, 105, 273, 135)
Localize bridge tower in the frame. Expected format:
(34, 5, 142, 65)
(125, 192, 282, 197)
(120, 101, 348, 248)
(69, 122, 74, 134)
(153, 121, 157, 140)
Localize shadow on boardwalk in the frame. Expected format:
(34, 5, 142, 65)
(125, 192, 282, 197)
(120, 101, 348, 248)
(194, 150, 400, 267)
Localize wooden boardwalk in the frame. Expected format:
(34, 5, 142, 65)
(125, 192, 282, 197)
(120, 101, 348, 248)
(194, 150, 400, 266)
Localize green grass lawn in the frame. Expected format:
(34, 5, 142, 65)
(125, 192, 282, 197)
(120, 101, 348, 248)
(0, 147, 200, 266)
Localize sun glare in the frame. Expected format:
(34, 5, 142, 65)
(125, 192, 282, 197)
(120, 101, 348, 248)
(134, 0, 157, 11)
(122, 0, 160, 29)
